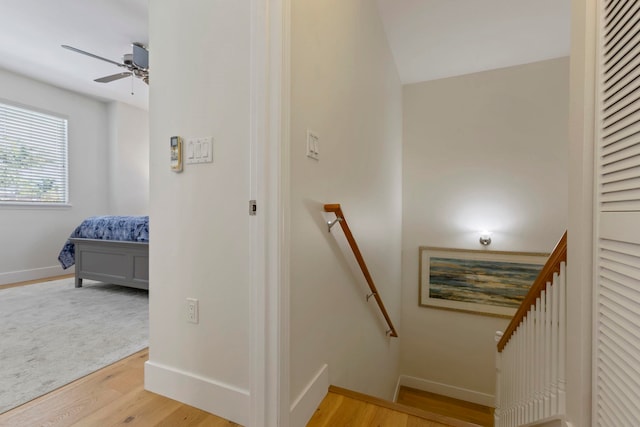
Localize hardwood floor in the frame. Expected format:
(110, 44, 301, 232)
(0, 349, 238, 427)
(396, 386, 494, 427)
(307, 392, 446, 427)
(307, 386, 483, 427)
(0, 273, 73, 290)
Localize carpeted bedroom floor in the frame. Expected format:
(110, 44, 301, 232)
(0, 278, 148, 414)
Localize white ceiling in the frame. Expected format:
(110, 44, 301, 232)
(376, 0, 571, 84)
(0, 1, 570, 110)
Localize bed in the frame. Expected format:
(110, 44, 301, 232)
(58, 216, 149, 290)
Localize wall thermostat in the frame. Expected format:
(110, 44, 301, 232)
(170, 136, 183, 172)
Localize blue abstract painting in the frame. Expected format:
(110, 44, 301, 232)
(429, 257, 542, 308)
(420, 248, 547, 316)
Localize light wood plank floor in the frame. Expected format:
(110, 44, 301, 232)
(0, 273, 74, 290)
(306, 391, 449, 427)
(307, 386, 483, 427)
(396, 386, 494, 427)
(0, 348, 238, 426)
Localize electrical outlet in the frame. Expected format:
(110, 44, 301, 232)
(186, 298, 199, 324)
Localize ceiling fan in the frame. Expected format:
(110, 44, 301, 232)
(61, 43, 149, 85)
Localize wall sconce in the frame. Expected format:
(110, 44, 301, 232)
(479, 231, 492, 246)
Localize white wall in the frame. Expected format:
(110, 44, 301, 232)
(289, 0, 403, 415)
(145, 1, 251, 425)
(401, 58, 569, 403)
(0, 68, 109, 285)
(107, 101, 149, 215)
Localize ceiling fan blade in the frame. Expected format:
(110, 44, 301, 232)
(94, 72, 132, 83)
(62, 45, 125, 68)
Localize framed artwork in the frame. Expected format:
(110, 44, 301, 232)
(419, 247, 548, 317)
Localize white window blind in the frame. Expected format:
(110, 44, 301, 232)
(0, 102, 68, 204)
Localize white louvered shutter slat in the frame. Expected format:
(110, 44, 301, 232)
(595, 0, 640, 424)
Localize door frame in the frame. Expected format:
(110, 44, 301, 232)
(249, 0, 291, 425)
(567, 0, 596, 425)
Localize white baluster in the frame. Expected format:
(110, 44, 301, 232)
(534, 297, 540, 418)
(505, 343, 511, 427)
(545, 277, 556, 417)
(495, 258, 567, 427)
(513, 324, 524, 425)
(512, 331, 517, 427)
(495, 331, 503, 427)
(544, 284, 551, 417)
(518, 319, 524, 424)
(516, 323, 522, 425)
(527, 319, 532, 425)
(558, 262, 566, 414)
(542, 295, 548, 418)
(526, 306, 532, 423)
(506, 337, 512, 427)
(550, 277, 558, 415)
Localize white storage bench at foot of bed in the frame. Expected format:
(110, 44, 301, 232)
(71, 238, 149, 290)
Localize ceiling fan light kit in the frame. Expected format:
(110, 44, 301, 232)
(61, 42, 149, 85)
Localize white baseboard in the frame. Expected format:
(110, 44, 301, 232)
(290, 364, 329, 427)
(395, 375, 495, 407)
(0, 265, 73, 286)
(521, 415, 566, 427)
(144, 360, 250, 426)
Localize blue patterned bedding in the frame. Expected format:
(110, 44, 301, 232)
(57, 216, 149, 269)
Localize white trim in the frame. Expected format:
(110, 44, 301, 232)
(395, 375, 495, 408)
(249, 0, 292, 424)
(520, 415, 567, 427)
(392, 376, 402, 402)
(268, 0, 292, 426)
(289, 364, 329, 427)
(567, 0, 596, 425)
(249, 0, 268, 425)
(248, 0, 290, 425)
(0, 202, 72, 209)
(144, 361, 250, 426)
(0, 265, 72, 286)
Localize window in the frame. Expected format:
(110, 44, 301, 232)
(0, 102, 68, 204)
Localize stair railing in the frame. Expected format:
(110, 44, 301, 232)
(495, 231, 567, 427)
(324, 204, 398, 337)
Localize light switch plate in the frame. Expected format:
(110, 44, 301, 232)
(306, 130, 319, 160)
(186, 298, 199, 324)
(185, 137, 214, 164)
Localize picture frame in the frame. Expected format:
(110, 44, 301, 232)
(419, 247, 548, 317)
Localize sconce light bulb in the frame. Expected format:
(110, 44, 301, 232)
(479, 231, 492, 246)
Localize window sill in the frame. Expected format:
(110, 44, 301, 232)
(0, 202, 73, 210)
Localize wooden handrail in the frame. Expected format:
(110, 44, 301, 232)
(324, 204, 398, 337)
(497, 231, 567, 352)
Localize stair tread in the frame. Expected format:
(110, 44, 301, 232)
(397, 386, 494, 426)
(328, 385, 485, 427)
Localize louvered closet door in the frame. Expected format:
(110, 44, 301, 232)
(595, 0, 640, 424)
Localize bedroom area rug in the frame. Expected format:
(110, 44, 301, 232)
(0, 278, 148, 414)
